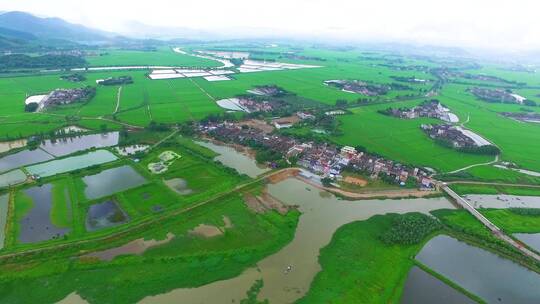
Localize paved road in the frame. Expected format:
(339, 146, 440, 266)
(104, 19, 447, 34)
(441, 185, 540, 262)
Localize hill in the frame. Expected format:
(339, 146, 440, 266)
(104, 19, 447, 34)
(0, 11, 110, 42)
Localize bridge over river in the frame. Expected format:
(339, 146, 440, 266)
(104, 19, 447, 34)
(441, 184, 540, 262)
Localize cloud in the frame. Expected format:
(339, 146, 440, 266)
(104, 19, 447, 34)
(1, 0, 540, 51)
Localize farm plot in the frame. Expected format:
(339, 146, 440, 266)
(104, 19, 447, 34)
(439, 84, 540, 172)
(85, 47, 222, 68)
(334, 100, 491, 172)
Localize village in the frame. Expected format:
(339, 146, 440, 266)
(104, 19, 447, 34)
(379, 99, 459, 122)
(196, 118, 436, 190)
(24, 86, 96, 112)
(421, 123, 498, 155)
(96, 75, 133, 86)
(500, 111, 540, 123)
(323, 79, 392, 96)
(470, 87, 528, 104)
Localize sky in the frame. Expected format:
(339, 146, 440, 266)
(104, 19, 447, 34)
(1, 0, 540, 51)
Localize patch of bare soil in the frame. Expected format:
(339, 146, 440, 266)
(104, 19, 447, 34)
(243, 190, 290, 215)
(240, 119, 275, 134)
(343, 176, 368, 186)
(222, 215, 233, 228)
(267, 168, 300, 184)
(190, 224, 223, 238)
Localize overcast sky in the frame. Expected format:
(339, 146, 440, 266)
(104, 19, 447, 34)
(1, 0, 540, 51)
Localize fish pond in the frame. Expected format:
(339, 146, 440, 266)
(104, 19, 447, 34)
(0, 169, 27, 188)
(0, 148, 53, 173)
(416, 234, 540, 303)
(85, 200, 129, 232)
(400, 266, 475, 304)
(26, 150, 118, 178)
(39, 132, 119, 157)
(194, 140, 269, 178)
(18, 184, 70, 244)
(82, 165, 147, 200)
(465, 194, 540, 208)
(514, 233, 540, 253)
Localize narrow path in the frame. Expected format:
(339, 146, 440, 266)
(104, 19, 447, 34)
(188, 77, 216, 101)
(446, 154, 499, 174)
(149, 129, 180, 151)
(166, 80, 194, 121)
(113, 86, 122, 115)
(441, 185, 540, 262)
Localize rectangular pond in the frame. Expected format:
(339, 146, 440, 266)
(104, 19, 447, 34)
(0, 194, 9, 249)
(464, 194, 540, 208)
(416, 234, 540, 303)
(515, 233, 540, 253)
(400, 266, 475, 304)
(82, 165, 147, 200)
(0, 149, 53, 173)
(18, 184, 70, 244)
(86, 200, 129, 231)
(39, 132, 119, 157)
(26, 150, 118, 178)
(0, 169, 27, 188)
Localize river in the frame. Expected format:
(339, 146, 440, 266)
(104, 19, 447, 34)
(139, 178, 454, 303)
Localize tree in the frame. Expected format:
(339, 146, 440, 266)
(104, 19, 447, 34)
(321, 177, 333, 187)
(24, 102, 39, 112)
(335, 99, 348, 108)
(524, 100, 537, 107)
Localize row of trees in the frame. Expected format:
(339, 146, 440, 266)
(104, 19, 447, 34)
(0, 54, 86, 70)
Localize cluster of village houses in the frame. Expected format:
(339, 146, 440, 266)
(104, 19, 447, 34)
(470, 87, 527, 104)
(324, 80, 390, 96)
(381, 100, 459, 123)
(501, 112, 540, 123)
(247, 85, 285, 96)
(25, 87, 94, 112)
(421, 124, 490, 148)
(236, 97, 284, 113)
(197, 117, 436, 189)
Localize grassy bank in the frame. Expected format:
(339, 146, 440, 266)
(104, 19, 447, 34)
(296, 213, 439, 303)
(0, 193, 300, 304)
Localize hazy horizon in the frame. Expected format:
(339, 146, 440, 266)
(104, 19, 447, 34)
(1, 0, 540, 52)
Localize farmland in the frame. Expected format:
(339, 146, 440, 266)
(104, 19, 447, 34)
(0, 41, 540, 303)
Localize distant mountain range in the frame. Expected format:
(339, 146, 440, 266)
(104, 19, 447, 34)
(0, 11, 113, 42)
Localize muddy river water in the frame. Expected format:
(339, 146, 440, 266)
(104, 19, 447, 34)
(194, 140, 269, 178)
(138, 178, 455, 303)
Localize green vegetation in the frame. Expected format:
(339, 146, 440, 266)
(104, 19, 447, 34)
(1, 41, 540, 303)
(334, 102, 492, 172)
(50, 180, 72, 228)
(450, 183, 540, 196)
(86, 47, 221, 68)
(297, 213, 439, 303)
(0, 54, 86, 70)
(240, 280, 268, 304)
(439, 165, 540, 185)
(0, 193, 300, 304)
(380, 213, 442, 245)
(480, 209, 540, 233)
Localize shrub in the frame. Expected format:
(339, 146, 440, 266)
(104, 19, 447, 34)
(380, 213, 442, 245)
